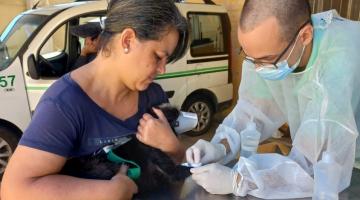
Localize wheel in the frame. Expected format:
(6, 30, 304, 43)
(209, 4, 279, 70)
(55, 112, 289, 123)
(0, 127, 20, 177)
(182, 95, 214, 137)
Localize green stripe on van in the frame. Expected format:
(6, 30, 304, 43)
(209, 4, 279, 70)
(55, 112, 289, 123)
(26, 86, 49, 90)
(26, 66, 228, 91)
(155, 66, 228, 80)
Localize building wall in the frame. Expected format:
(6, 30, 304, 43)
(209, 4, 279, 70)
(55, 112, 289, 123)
(0, 0, 27, 32)
(309, 0, 360, 20)
(0, 0, 71, 32)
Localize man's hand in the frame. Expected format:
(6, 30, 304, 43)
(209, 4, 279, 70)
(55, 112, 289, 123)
(191, 163, 237, 195)
(186, 139, 226, 165)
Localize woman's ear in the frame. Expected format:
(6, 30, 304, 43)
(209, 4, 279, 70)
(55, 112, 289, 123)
(120, 28, 137, 54)
(300, 24, 313, 46)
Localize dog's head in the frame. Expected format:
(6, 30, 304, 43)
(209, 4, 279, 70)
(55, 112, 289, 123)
(150, 103, 180, 131)
(149, 103, 198, 134)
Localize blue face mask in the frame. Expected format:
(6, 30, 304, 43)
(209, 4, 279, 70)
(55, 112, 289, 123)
(254, 36, 306, 81)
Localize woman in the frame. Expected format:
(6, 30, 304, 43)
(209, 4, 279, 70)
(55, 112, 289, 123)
(1, 0, 189, 199)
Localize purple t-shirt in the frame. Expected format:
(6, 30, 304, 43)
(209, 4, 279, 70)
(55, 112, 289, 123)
(19, 73, 168, 158)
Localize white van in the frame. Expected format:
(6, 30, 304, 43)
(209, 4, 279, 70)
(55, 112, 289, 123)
(0, 0, 233, 174)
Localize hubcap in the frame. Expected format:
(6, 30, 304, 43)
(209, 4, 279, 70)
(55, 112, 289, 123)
(188, 101, 211, 132)
(0, 139, 12, 174)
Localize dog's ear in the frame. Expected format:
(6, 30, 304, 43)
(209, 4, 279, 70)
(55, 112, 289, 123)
(150, 103, 180, 126)
(158, 103, 180, 124)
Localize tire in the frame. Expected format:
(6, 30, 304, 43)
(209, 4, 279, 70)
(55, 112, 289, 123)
(182, 95, 214, 137)
(0, 127, 20, 177)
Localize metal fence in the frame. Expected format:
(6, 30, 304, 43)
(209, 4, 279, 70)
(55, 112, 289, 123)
(309, 0, 360, 20)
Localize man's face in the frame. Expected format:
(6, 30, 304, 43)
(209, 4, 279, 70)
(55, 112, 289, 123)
(238, 17, 305, 68)
(88, 36, 100, 52)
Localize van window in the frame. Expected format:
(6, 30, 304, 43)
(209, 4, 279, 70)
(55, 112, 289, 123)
(36, 13, 105, 78)
(188, 13, 226, 57)
(40, 24, 66, 59)
(37, 23, 68, 77)
(0, 14, 47, 71)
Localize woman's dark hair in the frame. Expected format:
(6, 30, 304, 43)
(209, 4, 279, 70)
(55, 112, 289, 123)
(99, 0, 189, 63)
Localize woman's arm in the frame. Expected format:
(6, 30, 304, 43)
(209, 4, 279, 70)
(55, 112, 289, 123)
(162, 137, 185, 164)
(1, 145, 137, 200)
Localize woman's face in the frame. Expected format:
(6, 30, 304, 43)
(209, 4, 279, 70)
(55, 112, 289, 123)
(119, 28, 179, 91)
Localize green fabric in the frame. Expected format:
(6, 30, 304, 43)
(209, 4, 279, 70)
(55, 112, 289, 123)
(306, 25, 324, 69)
(107, 150, 141, 180)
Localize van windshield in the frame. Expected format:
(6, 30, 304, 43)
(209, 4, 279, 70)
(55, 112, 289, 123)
(0, 14, 48, 71)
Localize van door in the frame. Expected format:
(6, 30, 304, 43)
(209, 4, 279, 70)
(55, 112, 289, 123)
(0, 58, 31, 131)
(0, 13, 49, 131)
(24, 21, 70, 111)
(187, 12, 230, 92)
(25, 13, 106, 111)
(154, 52, 189, 108)
(0, 57, 31, 174)
(181, 12, 232, 135)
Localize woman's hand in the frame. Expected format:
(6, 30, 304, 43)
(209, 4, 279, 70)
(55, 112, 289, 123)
(109, 165, 138, 200)
(136, 107, 184, 162)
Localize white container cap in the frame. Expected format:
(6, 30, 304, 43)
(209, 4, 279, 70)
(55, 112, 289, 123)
(174, 111, 198, 134)
(181, 162, 202, 168)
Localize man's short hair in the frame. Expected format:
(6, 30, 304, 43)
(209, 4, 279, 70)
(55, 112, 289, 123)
(239, 0, 311, 42)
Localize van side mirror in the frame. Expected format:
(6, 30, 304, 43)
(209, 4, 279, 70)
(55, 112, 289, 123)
(28, 54, 40, 80)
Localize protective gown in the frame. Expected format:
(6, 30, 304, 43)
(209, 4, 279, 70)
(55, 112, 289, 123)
(211, 10, 360, 199)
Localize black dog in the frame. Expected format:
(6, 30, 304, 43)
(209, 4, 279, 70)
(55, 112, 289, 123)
(61, 104, 192, 194)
